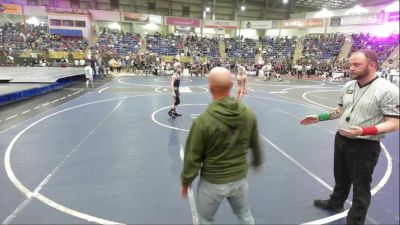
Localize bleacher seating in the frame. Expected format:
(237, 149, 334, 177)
(0, 22, 88, 55)
(302, 33, 345, 60)
(1, 20, 398, 72)
(225, 38, 257, 60)
(187, 35, 220, 58)
(146, 34, 184, 56)
(261, 36, 296, 63)
(350, 33, 399, 63)
(92, 30, 140, 56)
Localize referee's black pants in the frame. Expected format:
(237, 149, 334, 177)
(297, 71, 302, 79)
(330, 132, 381, 225)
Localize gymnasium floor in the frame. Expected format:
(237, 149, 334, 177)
(0, 75, 398, 224)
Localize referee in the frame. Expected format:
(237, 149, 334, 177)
(300, 49, 399, 225)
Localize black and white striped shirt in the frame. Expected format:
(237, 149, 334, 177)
(338, 76, 400, 141)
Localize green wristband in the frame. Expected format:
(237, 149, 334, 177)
(318, 112, 330, 121)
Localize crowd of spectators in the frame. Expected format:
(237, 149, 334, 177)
(186, 34, 220, 58)
(302, 33, 345, 61)
(146, 33, 184, 56)
(225, 37, 257, 60)
(350, 33, 399, 64)
(286, 33, 346, 78)
(1, 20, 398, 80)
(261, 36, 296, 65)
(0, 22, 88, 57)
(91, 29, 140, 57)
(40, 36, 88, 52)
(1, 22, 47, 56)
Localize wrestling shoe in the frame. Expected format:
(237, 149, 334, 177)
(168, 109, 176, 118)
(173, 111, 182, 116)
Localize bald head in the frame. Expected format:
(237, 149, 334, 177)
(208, 67, 233, 98)
(208, 67, 233, 90)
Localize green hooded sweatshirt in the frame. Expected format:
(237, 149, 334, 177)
(181, 96, 263, 186)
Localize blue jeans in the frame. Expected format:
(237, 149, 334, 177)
(195, 177, 254, 225)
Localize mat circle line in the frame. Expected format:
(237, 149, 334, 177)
(3, 92, 392, 225)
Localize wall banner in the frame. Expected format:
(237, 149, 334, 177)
(165, 16, 201, 27)
(282, 19, 306, 28)
(388, 11, 399, 22)
(241, 20, 278, 29)
(149, 15, 162, 24)
(340, 13, 383, 25)
(282, 19, 323, 28)
(122, 13, 162, 25)
(89, 10, 120, 22)
(204, 19, 239, 28)
(0, 3, 22, 15)
(306, 18, 323, 27)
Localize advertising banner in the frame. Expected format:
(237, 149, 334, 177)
(149, 15, 162, 24)
(204, 19, 239, 28)
(71, 52, 84, 59)
(282, 19, 323, 28)
(123, 12, 148, 22)
(48, 52, 69, 59)
(241, 20, 278, 29)
(282, 19, 305, 28)
(165, 16, 200, 27)
(123, 12, 162, 24)
(89, 10, 120, 22)
(0, 3, 22, 15)
(340, 13, 383, 25)
(48, 51, 84, 59)
(388, 11, 399, 22)
(306, 18, 323, 27)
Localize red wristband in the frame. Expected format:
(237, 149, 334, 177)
(362, 126, 378, 136)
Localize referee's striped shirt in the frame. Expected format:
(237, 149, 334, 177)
(338, 76, 400, 141)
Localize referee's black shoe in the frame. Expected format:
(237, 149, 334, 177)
(314, 199, 344, 213)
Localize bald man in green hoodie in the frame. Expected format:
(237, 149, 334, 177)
(180, 67, 263, 225)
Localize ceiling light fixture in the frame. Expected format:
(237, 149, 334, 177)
(315, 8, 334, 18)
(346, 5, 368, 15)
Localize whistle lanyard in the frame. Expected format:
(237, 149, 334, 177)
(346, 82, 373, 122)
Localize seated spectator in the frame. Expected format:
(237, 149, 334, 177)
(350, 33, 399, 65)
(225, 37, 257, 61)
(6, 55, 14, 66)
(186, 34, 220, 58)
(91, 29, 140, 58)
(0, 22, 89, 65)
(261, 36, 296, 68)
(146, 33, 183, 56)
